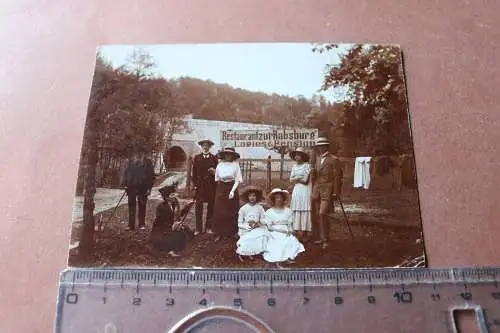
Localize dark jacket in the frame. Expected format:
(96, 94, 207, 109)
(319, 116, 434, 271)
(191, 152, 218, 200)
(150, 197, 193, 252)
(152, 197, 180, 232)
(124, 158, 155, 190)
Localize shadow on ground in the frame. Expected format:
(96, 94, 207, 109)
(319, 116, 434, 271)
(68, 190, 425, 268)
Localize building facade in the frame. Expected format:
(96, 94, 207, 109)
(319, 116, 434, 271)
(164, 115, 289, 169)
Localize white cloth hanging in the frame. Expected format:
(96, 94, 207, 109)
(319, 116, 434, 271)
(361, 157, 372, 189)
(353, 157, 364, 188)
(354, 157, 372, 189)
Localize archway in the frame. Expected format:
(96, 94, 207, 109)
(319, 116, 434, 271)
(165, 146, 187, 169)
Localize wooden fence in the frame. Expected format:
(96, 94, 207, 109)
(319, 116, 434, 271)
(185, 156, 294, 192)
(91, 151, 417, 193)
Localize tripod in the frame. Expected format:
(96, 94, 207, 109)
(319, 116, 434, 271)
(332, 195, 355, 241)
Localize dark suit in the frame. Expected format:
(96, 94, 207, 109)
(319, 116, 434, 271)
(311, 152, 342, 242)
(124, 158, 155, 229)
(191, 152, 218, 232)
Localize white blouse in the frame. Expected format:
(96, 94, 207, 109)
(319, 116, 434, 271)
(263, 207, 293, 233)
(237, 203, 266, 231)
(215, 161, 243, 183)
(290, 163, 311, 183)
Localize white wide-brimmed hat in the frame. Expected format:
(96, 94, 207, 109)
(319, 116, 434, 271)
(216, 146, 241, 161)
(268, 188, 289, 203)
(314, 137, 330, 147)
(289, 147, 310, 161)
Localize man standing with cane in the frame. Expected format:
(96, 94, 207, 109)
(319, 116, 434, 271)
(311, 137, 342, 250)
(124, 146, 155, 231)
(191, 139, 218, 236)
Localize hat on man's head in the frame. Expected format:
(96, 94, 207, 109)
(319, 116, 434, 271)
(241, 186, 264, 202)
(314, 137, 330, 147)
(158, 182, 178, 197)
(267, 188, 289, 204)
(216, 146, 240, 161)
(289, 147, 310, 161)
(198, 139, 215, 147)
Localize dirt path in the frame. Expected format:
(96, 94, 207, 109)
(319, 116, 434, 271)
(72, 172, 187, 223)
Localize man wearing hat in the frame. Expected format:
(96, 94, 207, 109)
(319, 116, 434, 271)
(124, 145, 155, 230)
(191, 138, 218, 235)
(311, 137, 342, 249)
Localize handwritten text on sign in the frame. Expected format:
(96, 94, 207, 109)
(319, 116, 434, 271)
(220, 128, 318, 149)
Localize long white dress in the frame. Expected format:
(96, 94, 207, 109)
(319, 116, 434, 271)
(290, 163, 312, 231)
(262, 207, 305, 263)
(236, 203, 269, 256)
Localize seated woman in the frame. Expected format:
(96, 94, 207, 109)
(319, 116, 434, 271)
(149, 183, 194, 257)
(236, 186, 268, 262)
(262, 188, 305, 269)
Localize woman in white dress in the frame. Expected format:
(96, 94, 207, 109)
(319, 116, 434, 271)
(211, 147, 243, 243)
(263, 188, 305, 269)
(236, 186, 269, 261)
(289, 147, 312, 241)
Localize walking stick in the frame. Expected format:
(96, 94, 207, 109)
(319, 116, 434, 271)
(180, 200, 196, 223)
(334, 196, 355, 241)
(105, 190, 127, 225)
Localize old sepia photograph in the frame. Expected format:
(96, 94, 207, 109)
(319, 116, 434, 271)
(68, 43, 426, 269)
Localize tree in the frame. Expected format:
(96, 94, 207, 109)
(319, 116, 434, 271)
(94, 50, 187, 171)
(124, 47, 157, 79)
(79, 55, 118, 258)
(311, 43, 411, 156)
(154, 81, 189, 171)
(169, 77, 318, 126)
(305, 103, 346, 153)
(77, 49, 188, 257)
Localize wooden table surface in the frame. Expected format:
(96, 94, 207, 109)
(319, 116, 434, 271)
(1, 1, 499, 332)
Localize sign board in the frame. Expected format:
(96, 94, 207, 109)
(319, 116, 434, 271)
(220, 128, 318, 150)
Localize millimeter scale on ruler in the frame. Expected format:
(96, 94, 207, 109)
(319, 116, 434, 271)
(54, 267, 500, 333)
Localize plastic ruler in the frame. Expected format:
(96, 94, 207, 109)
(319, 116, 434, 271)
(54, 267, 500, 333)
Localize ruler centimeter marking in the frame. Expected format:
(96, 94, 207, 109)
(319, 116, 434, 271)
(59, 267, 500, 287)
(55, 267, 500, 333)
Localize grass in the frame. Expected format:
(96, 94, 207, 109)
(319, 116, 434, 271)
(68, 187, 425, 268)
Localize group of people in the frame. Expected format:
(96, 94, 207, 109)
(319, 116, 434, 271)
(235, 186, 305, 268)
(189, 135, 343, 265)
(122, 135, 343, 266)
